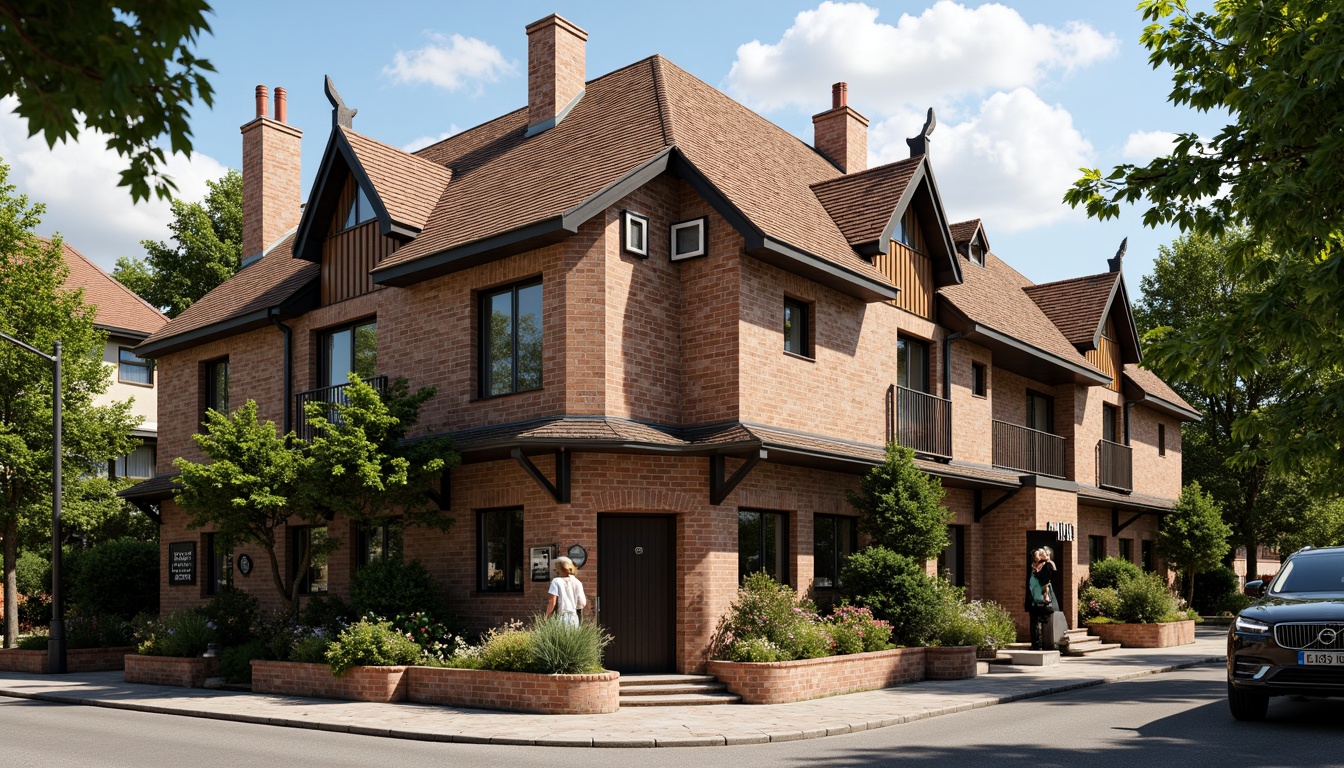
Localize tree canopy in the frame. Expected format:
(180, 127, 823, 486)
(1066, 0, 1344, 475)
(113, 169, 241, 317)
(0, 1, 216, 201)
(1157, 482, 1232, 605)
(847, 443, 950, 561)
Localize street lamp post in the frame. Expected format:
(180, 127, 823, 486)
(0, 332, 64, 674)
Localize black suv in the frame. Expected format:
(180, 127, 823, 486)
(1228, 545, 1344, 720)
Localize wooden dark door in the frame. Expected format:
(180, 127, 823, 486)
(598, 515, 675, 672)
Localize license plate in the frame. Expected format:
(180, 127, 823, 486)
(1298, 652, 1344, 665)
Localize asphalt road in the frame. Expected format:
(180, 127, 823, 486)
(2, 665, 1342, 768)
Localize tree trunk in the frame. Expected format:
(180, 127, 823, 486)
(1246, 535, 1259, 584)
(3, 518, 17, 648)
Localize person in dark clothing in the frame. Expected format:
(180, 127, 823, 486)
(1025, 546, 1057, 650)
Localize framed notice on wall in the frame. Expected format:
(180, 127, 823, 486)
(168, 541, 196, 586)
(530, 546, 552, 582)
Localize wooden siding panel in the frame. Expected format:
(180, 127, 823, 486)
(1086, 317, 1121, 391)
(874, 239, 933, 319)
(321, 220, 398, 305)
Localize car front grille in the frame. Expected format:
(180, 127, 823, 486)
(1269, 667, 1344, 686)
(1273, 622, 1344, 651)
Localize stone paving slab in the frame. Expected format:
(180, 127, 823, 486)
(0, 629, 1227, 748)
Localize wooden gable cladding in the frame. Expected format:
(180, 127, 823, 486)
(875, 211, 933, 319)
(1086, 316, 1121, 391)
(322, 176, 398, 305)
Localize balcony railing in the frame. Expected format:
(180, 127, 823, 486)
(1097, 438, 1133, 492)
(294, 375, 388, 441)
(892, 385, 952, 460)
(992, 420, 1066, 479)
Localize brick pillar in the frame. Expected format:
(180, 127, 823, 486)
(812, 82, 869, 173)
(241, 85, 303, 259)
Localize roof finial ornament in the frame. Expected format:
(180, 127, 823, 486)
(906, 108, 936, 158)
(324, 75, 357, 130)
(1108, 237, 1127, 273)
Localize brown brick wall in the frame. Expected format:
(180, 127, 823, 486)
(811, 106, 868, 174)
(407, 666, 619, 713)
(949, 340, 993, 466)
(1128, 405, 1182, 498)
(251, 661, 409, 702)
(123, 655, 219, 688)
(707, 646, 931, 704)
(1087, 619, 1195, 648)
(0, 647, 134, 674)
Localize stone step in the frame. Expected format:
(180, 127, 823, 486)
(1062, 628, 1092, 640)
(618, 674, 717, 687)
(997, 650, 1061, 666)
(1061, 634, 1104, 648)
(1004, 642, 1034, 650)
(619, 692, 742, 706)
(1062, 642, 1122, 657)
(619, 682, 727, 696)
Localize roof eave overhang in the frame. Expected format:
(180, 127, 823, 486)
(97, 324, 154, 341)
(942, 301, 1112, 386)
(1077, 489, 1174, 515)
(1133, 391, 1202, 422)
(132, 279, 319, 359)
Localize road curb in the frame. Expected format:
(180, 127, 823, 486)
(0, 656, 1227, 748)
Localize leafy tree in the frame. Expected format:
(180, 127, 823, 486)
(0, 162, 139, 646)
(846, 443, 950, 561)
(0, 1, 216, 202)
(1157, 482, 1232, 605)
(20, 476, 159, 549)
(1278, 497, 1344, 556)
(113, 169, 242, 317)
(840, 546, 957, 646)
(1066, 0, 1344, 476)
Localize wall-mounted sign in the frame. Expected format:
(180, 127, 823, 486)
(567, 544, 588, 568)
(1046, 522, 1076, 542)
(168, 541, 196, 586)
(530, 546, 552, 582)
(237, 554, 253, 577)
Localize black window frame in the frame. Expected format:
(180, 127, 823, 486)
(117, 347, 154, 386)
(812, 514, 857, 590)
(1158, 423, 1167, 456)
(319, 317, 378, 389)
(1026, 390, 1054, 434)
(1089, 535, 1107, 564)
(479, 279, 544, 398)
(1141, 540, 1155, 572)
(971, 361, 987, 397)
(938, 524, 966, 587)
(290, 525, 329, 596)
(203, 357, 229, 418)
(1119, 538, 1133, 563)
(738, 509, 788, 584)
(341, 182, 377, 231)
(1102, 403, 1119, 443)
(356, 518, 404, 570)
(205, 533, 233, 596)
(622, 210, 649, 257)
(897, 336, 931, 393)
(783, 296, 813, 359)
(477, 507, 525, 593)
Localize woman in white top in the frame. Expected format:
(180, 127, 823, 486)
(545, 556, 587, 627)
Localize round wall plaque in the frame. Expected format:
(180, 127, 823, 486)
(237, 553, 253, 576)
(567, 544, 588, 568)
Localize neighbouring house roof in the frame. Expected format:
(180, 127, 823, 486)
(118, 471, 181, 501)
(1123, 364, 1201, 421)
(55, 240, 167, 338)
(948, 219, 983, 245)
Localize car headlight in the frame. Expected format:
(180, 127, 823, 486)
(1235, 615, 1270, 634)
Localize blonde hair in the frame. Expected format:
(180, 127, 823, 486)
(554, 557, 577, 575)
(1035, 546, 1054, 561)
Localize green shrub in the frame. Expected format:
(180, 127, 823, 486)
(135, 609, 215, 657)
(825, 620, 864, 655)
(726, 637, 785, 662)
(847, 444, 951, 560)
(477, 625, 537, 672)
(824, 604, 892, 654)
(201, 588, 259, 648)
(1193, 565, 1241, 614)
(1087, 557, 1143, 591)
(939, 600, 1016, 655)
(710, 571, 826, 661)
(840, 547, 954, 646)
(1117, 573, 1179, 624)
(17, 593, 51, 631)
(17, 633, 48, 650)
(390, 611, 460, 663)
(68, 538, 159, 620)
(1212, 591, 1254, 616)
(290, 632, 332, 664)
(300, 594, 354, 637)
(349, 558, 442, 619)
(1080, 585, 1122, 622)
(325, 620, 422, 678)
(65, 610, 130, 649)
(15, 550, 48, 599)
(530, 615, 610, 674)
(220, 639, 270, 684)
(255, 610, 302, 662)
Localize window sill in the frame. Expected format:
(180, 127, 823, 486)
(783, 350, 815, 363)
(472, 590, 527, 597)
(971, 392, 987, 400)
(117, 378, 155, 388)
(474, 386, 544, 402)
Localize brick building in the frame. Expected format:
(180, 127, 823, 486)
(123, 14, 1198, 673)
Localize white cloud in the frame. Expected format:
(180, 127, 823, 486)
(727, 1, 1117, 114)
(386, 33, 515, 92)
(1123, 129, 1178, 160)
(0, 96, 228, 270)
(402, 126, 460, 154)
(870, 89, 1093, 234)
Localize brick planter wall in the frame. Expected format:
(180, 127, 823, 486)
(250, 661, 409, 703)
(1087, 619, 1196, 648)
(407, 666, 620, 714)
(124, 655, 220, 688)
(706, 647, 927, 704)
(924, 646, 979, 680)
(0, 646, 135, 674)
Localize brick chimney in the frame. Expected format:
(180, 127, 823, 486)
(525, 14, 587, 137)
(241, 85, 303, 259)
(812, 82, 869, 173)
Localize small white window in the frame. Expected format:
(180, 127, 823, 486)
(622, 210, 649, 257)
(670, 217, 707, 261)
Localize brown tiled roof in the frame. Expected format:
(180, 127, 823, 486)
(1124, 364, 1199, 416)
(137, 233, 316, 352)
(1023, 272, 1118, 347)
(55, 240, 167, 336)
(1077, 485, 1175, 512)
(811, 158, 922, 247)
(939, 253, 1104, 374)
(118, 471, 181, 500)
(948, 219, 982, 245)
(917, 459, 1022, 488)
(341, 128, 452, 233)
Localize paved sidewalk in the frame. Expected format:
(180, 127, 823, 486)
(0, 628, 1227, 748)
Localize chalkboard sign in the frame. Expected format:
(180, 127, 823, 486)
(169, 541, 196, 586)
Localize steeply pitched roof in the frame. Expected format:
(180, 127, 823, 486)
(341, 128, 452, 234)
(1023, 272, 1119, 348)
(55, 240, 167, 337)
(1124, 364, 1200, 421)
(811, 158, 922, 247)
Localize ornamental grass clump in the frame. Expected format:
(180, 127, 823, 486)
(324, 619, 422, 678)
(530, 615, 611, 674)
(134, 608, 215, 657)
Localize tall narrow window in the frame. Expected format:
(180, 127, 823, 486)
(1141, 540, 1155, 572)
(1089, 535, 1107, 564)
(1026, 391, 1054, 433)
(206, 534, 233, 595)
(937, 525, 966, 587)
(971, 362, 987, 397)
(783, 297, 811, 357)
(481, 280, 543, 397)
(813, 515, 856, 589)
(1158, 423, 1167, 456)
(622, 210, 649, 257)
(897, 337, 930, 393)
(479, 508, 524, 592)
(357, 519, 404, 569)
(321, 320, 378, 388)
(1119, 538, 1133, 563)
(118, 348, 153, 385)
(1102, 403, 1119, 443)
(739, 509, 786, 583)
(291, 526, 328, 595)
(204, 358, 229, 416)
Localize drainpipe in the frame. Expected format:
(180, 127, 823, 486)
(269, 309, 293, 434)
(1123, 400, 1136, 445)
(942, 332, 963, 400)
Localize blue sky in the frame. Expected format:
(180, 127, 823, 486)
(2, 1, 1224, 288)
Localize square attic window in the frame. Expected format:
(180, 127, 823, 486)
(622, 210, 649, 257)
(670, 217, 707, 260)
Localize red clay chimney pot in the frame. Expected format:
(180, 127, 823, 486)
(833, 82, 847, 109)
(254, 85, 268, 120)
(274, 87, 287, 123)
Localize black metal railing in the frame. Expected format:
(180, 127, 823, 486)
(896, 386, 952, 459)
(992, 420, 1066, 478)
(294, 375, 388, 440)
(1097, 438, 1133, 492)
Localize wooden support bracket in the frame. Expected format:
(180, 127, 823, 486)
(426, 470, 450, 511)
(1112, 507, 1144, 537)
(710, 449, 767, 506)
(974, 486, 1022, 523)
(131, 500, 161, 525)
(511, 447, 571, 504)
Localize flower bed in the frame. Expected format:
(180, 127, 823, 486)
(0, 646, 135, 674)
(707, 647, 933, 704)
(1086, 619, 1195, 648)
(407, 666, 620, 714)
(251, 661, 409, 703)
(124, 654, 220, 688)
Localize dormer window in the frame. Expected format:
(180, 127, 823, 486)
(968, 238, 984, 266)
(343, 184, 376, 230)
